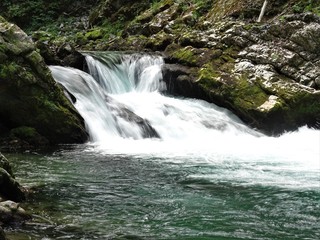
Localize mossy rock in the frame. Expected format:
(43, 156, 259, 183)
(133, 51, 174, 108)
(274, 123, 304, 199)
(145, 31, 173, 51)
(9, 126, 48, 146)
(85, 28, 104, 41)
(171, 46, 199, 66)
(0, 16, 87, 145)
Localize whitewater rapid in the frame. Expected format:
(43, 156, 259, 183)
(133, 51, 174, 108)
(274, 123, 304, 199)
(50, 51, 320, 190)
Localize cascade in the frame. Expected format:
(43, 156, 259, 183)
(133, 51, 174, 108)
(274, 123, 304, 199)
(50, 52, 261, 144)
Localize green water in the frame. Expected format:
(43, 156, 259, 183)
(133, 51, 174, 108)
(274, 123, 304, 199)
(5, 142, 320, 240)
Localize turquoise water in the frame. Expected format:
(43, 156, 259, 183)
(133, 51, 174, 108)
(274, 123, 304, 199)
(6, 140, 320, 240)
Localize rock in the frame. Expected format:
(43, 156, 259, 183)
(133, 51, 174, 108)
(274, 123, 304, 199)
(0, 153, 13, 177)
(161, 14, 320, 134)
(0, 167, 25, 202)
(0, 16, 88, 147)
(0, 200, 31, 225)
(0, 152, 25, 202)
(0, 227, 6, 240)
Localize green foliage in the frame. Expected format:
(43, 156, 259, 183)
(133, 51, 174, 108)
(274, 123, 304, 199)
(0, 0, 96, 32)
(293, 0, 320, 15)
(101, 20, 125, 37)
(85, 29, 104, 40)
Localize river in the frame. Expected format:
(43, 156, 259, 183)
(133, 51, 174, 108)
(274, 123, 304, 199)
(5, 52, 320, 240)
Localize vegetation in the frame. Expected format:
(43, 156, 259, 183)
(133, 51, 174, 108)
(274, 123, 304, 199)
(293, 0, 320, 15)
(0, 0, 96, 32)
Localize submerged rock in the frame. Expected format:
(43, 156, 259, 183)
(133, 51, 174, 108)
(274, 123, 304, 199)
(0, 16, 88, 148)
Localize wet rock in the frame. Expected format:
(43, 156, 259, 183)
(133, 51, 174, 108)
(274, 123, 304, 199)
(0, 153, 13, 177)
(106, 96, 160, 139)
(0, 152, 25, 203)
(0, 168, 25, 202)
(0, 200, 31, 225)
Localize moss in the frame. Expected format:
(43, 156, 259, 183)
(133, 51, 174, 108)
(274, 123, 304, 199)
(0, 62, 20, 80)
(293, 0, 320, 15)
(145, 31, 173, 51)
(85, 28, 103, 40)
(231, 75, 268, 109)
(280, 89, 320, 126)
(198, 62, 268, 110)
(197, 62, 222, 88)
(10, 126, 38, 140)
(172, 46, 199, 66)
(150, 0, 174, 15)
(75, 32, 88, 45)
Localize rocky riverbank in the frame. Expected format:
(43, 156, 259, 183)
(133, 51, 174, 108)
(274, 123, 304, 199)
(0, 153, 31, 239)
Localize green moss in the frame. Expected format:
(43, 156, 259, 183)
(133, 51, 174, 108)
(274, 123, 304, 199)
(0, 62, 19, 80)
(150, 0, 174, 14)
(231, 75, 268, 109)
(172, 46, 199, 66)
(85, 28, 103, 40)
(198, 63, 221, 88)
(10, 126, 38, 140)
(198, 62, 268, 110)
(293, 0, 320, 15)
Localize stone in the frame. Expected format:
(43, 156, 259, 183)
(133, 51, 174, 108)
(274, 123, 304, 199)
(0, 200, 31, 225)
(0, 16, 88, 147)
(0, 153, 13, 177)
(258, 95, 280, 112)
(0, 168, 25, 202)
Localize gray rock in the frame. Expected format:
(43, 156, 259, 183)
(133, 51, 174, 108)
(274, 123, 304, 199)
(0, 153, 13, 177)
(0, 200, 31, 225)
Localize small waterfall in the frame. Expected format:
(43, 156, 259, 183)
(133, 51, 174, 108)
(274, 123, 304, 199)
(50, 51, 260, 144)
(84, 52, 166, 94)
(50, 66, 120, 141)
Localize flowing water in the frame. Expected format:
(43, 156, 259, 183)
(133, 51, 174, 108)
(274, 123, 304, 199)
(6, 52, 320, 240)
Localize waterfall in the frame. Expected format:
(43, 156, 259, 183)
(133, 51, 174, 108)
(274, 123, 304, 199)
(84, 51, 166, 93)
(48, 51, 320, 188)
(50, 52, 261, 144)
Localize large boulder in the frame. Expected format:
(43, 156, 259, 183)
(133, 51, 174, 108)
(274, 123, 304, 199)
(0, 16, 87, 147)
